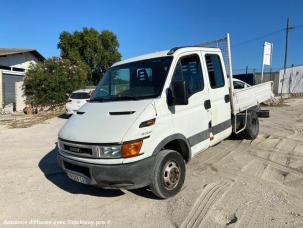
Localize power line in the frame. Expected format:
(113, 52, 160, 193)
(294, 23, 303, 28)
(232, 23, 303, 48)
(232, 29, 284, 47)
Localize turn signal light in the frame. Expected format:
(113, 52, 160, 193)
(139, 118, 156, 128)
(121, 140, 143, 158)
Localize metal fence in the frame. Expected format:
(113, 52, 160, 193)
(233, 67, 280, 75)
(198, 36, 231, 77)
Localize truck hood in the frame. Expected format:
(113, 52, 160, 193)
(59, 99, 154, 143)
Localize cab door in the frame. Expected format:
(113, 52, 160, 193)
(202, 52, 232, 145)
(170, 53, 211, 157)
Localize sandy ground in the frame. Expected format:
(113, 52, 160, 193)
(1, 98, 303, 228)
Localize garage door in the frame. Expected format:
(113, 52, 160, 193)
(3, 74, 24, 106)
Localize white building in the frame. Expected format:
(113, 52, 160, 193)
(278, 65, 303, 95)
(0, 48, 44, 112)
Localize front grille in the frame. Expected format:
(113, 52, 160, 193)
(63, 161, 90, 177)
(64, 145, 93, 156)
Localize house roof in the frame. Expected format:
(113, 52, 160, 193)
(0, 48, 45, 61)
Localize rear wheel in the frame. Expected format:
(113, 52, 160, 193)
(240, 111, 259, 140)
(150, 150, 185, 199)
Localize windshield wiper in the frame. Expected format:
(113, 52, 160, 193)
(89, 96, 139, 102)
(89, 97, 107, 102)
(114, 96, 138, 100)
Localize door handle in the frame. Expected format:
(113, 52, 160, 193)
(204, 100, 211, 110)
(224, 94, 230, 103)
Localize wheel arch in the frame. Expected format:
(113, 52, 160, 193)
(152, 134, 192, 162)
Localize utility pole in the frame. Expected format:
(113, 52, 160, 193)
(281, 17, 293, 96)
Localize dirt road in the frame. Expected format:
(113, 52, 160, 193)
(1, 98, 303, 227)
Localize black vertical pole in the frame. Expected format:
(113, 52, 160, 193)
(281, 17, 291, 96)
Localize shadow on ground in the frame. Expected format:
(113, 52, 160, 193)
(39, 144, 123, 197)
(39, 144, 158, 199)
(227, 133, 243, 140)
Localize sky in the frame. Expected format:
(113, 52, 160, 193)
(0, 0, 302, 72)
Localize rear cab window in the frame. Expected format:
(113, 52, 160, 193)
(205, 54, 225, 89)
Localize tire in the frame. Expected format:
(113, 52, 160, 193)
(240, 111, 259, 140)
(150, 150, 186, 199)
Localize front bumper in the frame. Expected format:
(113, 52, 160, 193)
(57, 154, 154, 189)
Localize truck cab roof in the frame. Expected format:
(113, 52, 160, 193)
(112, 46, 221, 67)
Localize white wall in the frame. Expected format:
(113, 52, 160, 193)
(23, 52, 40, 70)
(0, 52, 39, 70)
(15, 81, 26, 112)
(278, 65, 303, 94)
(0, 70, 2, 109)
(3, 73, 24, 106)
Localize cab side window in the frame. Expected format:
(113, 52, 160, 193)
(172, 55, 204, 96)
(205, 54, 225, 89)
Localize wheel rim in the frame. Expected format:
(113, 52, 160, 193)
(162, 160, 181, 190)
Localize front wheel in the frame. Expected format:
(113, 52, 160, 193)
(150, 150, 186, 199)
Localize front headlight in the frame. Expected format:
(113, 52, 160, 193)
(96, 140, 143, 158)
(96, 145, 121, 158)
(58, 139, 143, 159)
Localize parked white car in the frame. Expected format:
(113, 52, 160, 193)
(58, 42, 273, 198)
(233, 78, 250, 90)
(65, 89, 94, 115)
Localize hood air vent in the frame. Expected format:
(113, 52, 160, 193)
(109, 111, 135, 115)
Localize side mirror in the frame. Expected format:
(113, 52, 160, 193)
(173, 80, 188, 105)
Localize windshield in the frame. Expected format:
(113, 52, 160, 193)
(91, 57, 173, 102)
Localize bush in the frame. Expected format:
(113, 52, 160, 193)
(24, 57, 88, 107)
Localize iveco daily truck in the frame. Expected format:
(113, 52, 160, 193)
(57, 34, 273, 198)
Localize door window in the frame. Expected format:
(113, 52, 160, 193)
(205, 54, 225, 89)
(172, 55, 204, 96)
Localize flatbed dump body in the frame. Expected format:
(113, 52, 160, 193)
(232, 81, 273, 113)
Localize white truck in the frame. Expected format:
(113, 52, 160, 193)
(57, 34, 273, 198)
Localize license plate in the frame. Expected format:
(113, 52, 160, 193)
(67, 172, 90, 184)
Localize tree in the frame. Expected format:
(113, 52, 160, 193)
(24, 57, 88, 107)
(58, 28, 121, 84)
